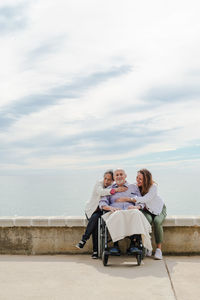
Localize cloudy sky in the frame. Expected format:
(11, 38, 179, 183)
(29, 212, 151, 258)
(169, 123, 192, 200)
(0, 0, 200, 177)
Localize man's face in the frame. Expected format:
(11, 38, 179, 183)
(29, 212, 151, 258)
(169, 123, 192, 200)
(114, 169, 126, 186)
(103, 173, 113, 187)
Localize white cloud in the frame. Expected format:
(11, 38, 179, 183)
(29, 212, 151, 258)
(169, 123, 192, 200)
(0, 0, 200, 171)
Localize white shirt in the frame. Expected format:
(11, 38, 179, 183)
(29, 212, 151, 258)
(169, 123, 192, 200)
(134, 183, 164, 215)
(85, 180, 112, 219)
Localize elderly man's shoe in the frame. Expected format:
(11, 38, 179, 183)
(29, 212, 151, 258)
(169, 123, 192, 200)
(127, 242, 143, 255)
(109, 246, 121, 255)
(127, 246, 139, 254)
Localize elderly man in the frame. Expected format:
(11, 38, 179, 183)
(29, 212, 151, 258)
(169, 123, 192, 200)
(76, 170, 127, 258)
(99, 169, 149, 255)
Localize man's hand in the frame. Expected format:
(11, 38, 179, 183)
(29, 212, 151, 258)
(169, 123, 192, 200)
(115, 187, 128, 193)
(115, 197, 129, 202)
(128, 205, 140, 210)
(110, 207, 121, 212)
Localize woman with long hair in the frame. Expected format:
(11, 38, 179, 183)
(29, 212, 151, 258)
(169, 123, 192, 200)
(133, 169, 167, 259)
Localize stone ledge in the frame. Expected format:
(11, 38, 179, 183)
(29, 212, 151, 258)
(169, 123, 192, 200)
(0, 216, 200, 227)
(0, 218, 15, 227)
(0, 218, 200, 255)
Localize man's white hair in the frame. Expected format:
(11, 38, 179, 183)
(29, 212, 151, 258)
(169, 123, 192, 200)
(114, 168, 126, 176)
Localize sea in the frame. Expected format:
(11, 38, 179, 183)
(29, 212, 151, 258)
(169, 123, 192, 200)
(0, 167, 199, 216)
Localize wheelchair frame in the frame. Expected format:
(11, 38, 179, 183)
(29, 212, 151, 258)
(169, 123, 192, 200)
(98, 213, 145, 266)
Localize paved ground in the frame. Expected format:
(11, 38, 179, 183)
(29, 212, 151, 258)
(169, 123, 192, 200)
(0, 255, 200, 300)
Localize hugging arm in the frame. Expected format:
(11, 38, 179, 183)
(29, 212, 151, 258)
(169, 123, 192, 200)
(115, 197, 144, 209)
(96, 185, 128, 197)
(134, 184, 157, 204)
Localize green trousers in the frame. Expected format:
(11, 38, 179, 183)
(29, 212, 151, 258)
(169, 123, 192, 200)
(142, 205, 167, 244)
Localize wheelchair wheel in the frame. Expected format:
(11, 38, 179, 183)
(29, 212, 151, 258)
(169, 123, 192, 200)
(136, 254, 142, 266)
(98, 217, 106, 258)
(102, 251, 109, 266)
(98, 233, 104, 259)
(141, 247, 146, 260)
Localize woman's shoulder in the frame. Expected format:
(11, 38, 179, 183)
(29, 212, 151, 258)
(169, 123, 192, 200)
(149, 182, 158, 191)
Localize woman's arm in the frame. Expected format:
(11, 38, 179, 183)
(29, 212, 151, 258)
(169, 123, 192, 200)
(96, 183, 112, 197)
(133, 184, 157, 204)
(96, 183, 128, 197)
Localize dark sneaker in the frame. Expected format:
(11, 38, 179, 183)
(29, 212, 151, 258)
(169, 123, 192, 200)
(76, 240, 86, 249)
(127, 246, 142, 255)
(91, 252, 98, 259)
(127, 246, 139, 254)
(109, 246, 121, 256)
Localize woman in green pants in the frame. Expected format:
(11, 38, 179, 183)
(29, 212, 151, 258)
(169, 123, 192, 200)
(132, 169, 167, 260)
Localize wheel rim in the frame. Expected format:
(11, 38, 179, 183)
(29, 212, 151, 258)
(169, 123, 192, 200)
(103, 251, 108, 266)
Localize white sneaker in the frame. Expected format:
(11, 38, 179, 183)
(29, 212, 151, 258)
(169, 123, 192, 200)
(154, 248, 163, 260)
(146, 249, 152, 257)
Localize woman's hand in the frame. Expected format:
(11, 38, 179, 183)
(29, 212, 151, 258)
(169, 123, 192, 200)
(115, 187, 128, 193)
(115, 197, 129, 202)
(130, 198, 137, 203)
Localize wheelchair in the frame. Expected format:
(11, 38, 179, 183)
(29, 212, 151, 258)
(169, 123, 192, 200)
(98, 213, 145, 266)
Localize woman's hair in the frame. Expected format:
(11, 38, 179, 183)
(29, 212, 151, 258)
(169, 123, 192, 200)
(138, 169, 154, 196)
(104, 170, 114, 181)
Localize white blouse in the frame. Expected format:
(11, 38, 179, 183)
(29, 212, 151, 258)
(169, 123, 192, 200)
(85, 180, 112, 218)
(134, 183, 164, 215)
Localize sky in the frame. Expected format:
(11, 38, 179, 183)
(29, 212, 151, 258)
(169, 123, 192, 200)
(0, 0, 200, 214)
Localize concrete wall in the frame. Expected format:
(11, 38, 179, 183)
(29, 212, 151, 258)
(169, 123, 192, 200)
(0, 216, 200, 255)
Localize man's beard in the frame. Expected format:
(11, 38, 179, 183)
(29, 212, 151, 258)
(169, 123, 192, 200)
(116, 179, 124, 185)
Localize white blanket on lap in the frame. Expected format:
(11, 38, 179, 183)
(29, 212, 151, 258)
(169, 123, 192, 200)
(102, 209, 152, 251)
